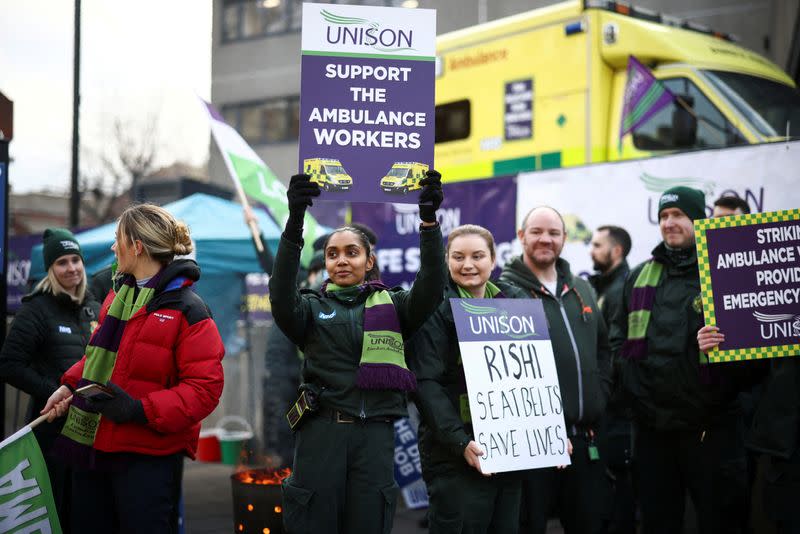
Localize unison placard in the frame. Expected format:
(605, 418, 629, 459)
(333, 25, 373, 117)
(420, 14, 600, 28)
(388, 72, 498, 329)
(695, 208, 800, 362)
(450, 298, 570, 473)
(299, 3, 435, 204)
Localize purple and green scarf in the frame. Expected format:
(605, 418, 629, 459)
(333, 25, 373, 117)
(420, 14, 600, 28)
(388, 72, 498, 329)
(60, 272, 163, 450)
(323, 281, 416, 392)
(620, 260, 663, 360)
(620, 260, 713, 377)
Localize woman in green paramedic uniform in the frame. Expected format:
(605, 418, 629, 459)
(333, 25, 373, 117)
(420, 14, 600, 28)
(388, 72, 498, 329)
(269, 172, 445, 534)
(409, 224, 529, 534)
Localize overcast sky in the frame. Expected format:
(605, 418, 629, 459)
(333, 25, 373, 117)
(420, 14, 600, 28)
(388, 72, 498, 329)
(0, 0, 212, 194)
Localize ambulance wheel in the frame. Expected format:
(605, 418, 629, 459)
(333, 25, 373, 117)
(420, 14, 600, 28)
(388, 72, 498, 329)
(402, 186, 408, 194)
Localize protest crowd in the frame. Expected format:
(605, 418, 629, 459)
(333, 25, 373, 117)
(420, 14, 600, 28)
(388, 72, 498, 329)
(254, 176, 796, 534)
(4, 164, 796, 534)
(2, 4, 799, 534)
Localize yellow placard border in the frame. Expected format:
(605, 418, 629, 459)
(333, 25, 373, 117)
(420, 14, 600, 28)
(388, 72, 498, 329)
(694, 208, 800, 363)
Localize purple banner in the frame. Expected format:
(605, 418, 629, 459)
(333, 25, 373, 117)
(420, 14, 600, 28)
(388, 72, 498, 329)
(704, 217, 800, 353)
(7, 235, 37, 313)
(298, 54, 435, 204)
(242, 273, 271, 322)
(351, 176, 518, 288)
(450, 298, 550, 343)
(619, 56, 675, 140)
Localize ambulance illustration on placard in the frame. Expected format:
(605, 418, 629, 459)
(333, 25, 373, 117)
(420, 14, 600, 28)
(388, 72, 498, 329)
(380, 162, 429, 194)
(303, 158, 353, 192)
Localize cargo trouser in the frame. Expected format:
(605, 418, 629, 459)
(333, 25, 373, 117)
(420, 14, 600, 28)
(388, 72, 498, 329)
(282, 412, 398, 534)
(426, 465, 521, 534)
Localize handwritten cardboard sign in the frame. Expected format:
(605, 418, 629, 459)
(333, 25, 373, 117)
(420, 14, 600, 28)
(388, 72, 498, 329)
(450, 298, 570, 473)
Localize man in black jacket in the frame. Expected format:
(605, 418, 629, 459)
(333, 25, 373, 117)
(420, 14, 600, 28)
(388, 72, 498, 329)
(589, 225, 631, 328)
(499, 206, 612, 534)
(589, 225, 634, 534)
(610, 187, 744, 534)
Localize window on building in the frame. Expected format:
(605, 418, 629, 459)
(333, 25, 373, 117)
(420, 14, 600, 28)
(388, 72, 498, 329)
(632, 77, 745, 151)
(221, 96, 301, 145)
(224, 0, 408, 42)
(435, 100, 471, 143)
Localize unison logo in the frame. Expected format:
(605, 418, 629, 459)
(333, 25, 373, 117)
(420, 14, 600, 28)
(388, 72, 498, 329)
(366, 333, 404, 351)
(460, 301, 538, 340)
(753, 311, 800, 339)
(321, 10, 415, 53)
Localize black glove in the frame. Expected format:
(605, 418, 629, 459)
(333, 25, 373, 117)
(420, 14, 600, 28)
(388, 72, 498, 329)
(87, 382, 147, 424)
(418, 169, 443, 224)
(285, 174, 321, 243)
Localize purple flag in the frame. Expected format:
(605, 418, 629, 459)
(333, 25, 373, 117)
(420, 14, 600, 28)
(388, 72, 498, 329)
(619, 56, 676, 142)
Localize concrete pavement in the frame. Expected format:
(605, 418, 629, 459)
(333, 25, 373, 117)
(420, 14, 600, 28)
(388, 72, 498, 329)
(182, 460, 565, 533)
(182, 460, 428, 534)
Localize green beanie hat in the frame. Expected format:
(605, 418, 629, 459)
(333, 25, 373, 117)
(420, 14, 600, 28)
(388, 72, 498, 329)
(658, 186, 706, 221)
(42, 228, 83, 270)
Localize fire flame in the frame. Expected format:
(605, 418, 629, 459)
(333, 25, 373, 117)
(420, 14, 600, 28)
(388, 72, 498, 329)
(233, 467, 292, 485)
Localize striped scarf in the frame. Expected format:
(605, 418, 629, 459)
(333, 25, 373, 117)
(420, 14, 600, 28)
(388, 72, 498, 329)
(323, 281, 416, 392)
(60, 272, 163, 448)
(620, 259, 715, 384)
(620, 260, 662, 360)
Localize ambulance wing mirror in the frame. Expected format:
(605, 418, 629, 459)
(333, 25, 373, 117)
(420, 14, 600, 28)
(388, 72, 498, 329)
(671, 95, 697, 148)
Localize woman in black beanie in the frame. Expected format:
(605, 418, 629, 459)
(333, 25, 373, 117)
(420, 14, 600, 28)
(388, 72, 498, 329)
(0, 227, 100, 532)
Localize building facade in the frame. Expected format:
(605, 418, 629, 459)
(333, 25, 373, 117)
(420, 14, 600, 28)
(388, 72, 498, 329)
(210, 0, 798, 188)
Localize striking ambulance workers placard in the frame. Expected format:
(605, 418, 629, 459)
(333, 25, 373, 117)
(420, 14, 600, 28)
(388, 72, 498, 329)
(695, 209, 800, 363)
(451, 298, 570, 473)
(299, 3, 436, 204)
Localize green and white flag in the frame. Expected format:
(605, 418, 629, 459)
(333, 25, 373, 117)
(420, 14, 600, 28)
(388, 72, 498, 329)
(203, 100, 324, 265)
(0, 426, 62, 533)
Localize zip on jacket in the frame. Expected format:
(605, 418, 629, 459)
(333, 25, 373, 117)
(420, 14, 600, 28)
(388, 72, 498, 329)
(539, 283, 586, 423)
(498, 256, 612, 428)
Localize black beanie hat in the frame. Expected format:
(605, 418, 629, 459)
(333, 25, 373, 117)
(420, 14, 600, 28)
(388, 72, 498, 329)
(42, 228, 83, 270)
(658, 186, 706, 221)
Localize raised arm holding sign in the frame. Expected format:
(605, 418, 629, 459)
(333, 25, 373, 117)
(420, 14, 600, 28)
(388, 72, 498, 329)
(269, 163, 444, 533)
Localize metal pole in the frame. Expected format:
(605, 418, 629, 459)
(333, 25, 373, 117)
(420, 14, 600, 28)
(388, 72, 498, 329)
(0, 139, 9, 439)
(478, 0, 487, 24)
(70, 0, 81, 229)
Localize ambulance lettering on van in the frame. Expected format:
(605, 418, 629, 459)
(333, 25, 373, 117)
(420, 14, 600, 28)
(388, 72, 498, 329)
(434, 1, 800, 184)
(380, 162, 429, 194)
(303, 158, 353, 192)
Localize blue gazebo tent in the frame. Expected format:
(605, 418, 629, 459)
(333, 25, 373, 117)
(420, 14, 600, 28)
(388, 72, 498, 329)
(31, 193, 283, 344)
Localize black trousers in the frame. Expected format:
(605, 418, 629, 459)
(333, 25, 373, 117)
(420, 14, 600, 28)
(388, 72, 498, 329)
(71, 453, 183, 534)
(520, 434, 607, 534)
(282, 414, 398, 534)
(634, 420, 746, 534)
(426, 466, 521, 534)
(598, 415, 635, 534)
(763, 452, 800, 534)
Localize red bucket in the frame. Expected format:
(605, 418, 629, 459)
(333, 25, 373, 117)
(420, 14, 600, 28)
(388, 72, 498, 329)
(197, 429, 221, 462)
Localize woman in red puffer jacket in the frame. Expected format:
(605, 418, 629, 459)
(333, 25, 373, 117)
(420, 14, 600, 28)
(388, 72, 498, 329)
(43, 203, 225, 533)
